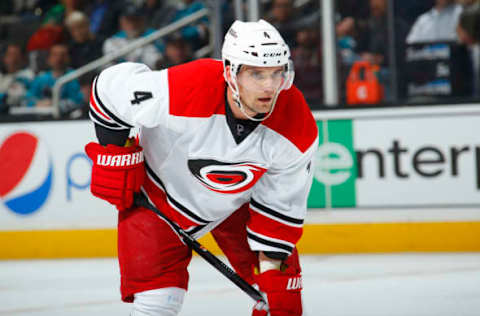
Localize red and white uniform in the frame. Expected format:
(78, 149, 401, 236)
(90, 59, 318, 301)
(91, 58, 317, 253)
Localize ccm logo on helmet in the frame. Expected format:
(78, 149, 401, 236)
(188, 159, 267, 194)
(97, 152, 144, 167)
(264, 52, 282, 57)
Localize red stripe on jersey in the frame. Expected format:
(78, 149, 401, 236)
(262, 86, 318, 153)
(168, 59, 226, 117)
(247, 207, 303, 246)
(90, 85, 111, 121)
(143, 177, 204, 229)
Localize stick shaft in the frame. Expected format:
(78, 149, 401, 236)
(134, 194, 266, 304)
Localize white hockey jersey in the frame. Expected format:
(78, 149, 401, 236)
(89, 59, 318, 256)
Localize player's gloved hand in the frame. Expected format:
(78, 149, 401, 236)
(252, 265, 303, 316)
(85, 140, 145, 211)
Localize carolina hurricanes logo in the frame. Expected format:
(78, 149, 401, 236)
(188, 159, 267, 194)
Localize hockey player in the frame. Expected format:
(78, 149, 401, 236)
(85, 19, 318, 316)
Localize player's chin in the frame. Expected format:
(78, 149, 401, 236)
(253, 107, 270, 114)
(254, 102, 273, 113)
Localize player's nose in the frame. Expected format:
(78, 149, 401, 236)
(262, 78, 277, 93)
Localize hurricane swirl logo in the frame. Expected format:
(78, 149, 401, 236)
(0, 132, 53, 215)
(188, 159, 267, 194)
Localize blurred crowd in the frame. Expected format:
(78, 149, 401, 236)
(0, 0, 208, 117)
(1, 0, 480, 118)
(337, 0, 480, 104)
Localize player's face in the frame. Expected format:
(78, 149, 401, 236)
(48, 45, 70, 71)
(68, 20, 90, 42)
(236, 65, 286, 115)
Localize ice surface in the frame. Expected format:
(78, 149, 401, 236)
(0, 253, 479, 316)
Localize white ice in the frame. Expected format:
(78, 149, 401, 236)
(0, 253, 479, 316)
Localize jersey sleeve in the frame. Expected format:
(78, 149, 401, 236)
(89, 62, 170, 130)
(247, 138, 318, 255)
(247, 137, 318, 256)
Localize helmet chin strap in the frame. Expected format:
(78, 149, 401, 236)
(229, 71, 280, 122)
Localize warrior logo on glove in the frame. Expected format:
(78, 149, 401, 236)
(85, 140, 145, 211)
(96, 151, 144, 167)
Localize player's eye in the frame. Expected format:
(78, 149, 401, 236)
(251, 71, 264, 80)
(272, 70, 285, 79)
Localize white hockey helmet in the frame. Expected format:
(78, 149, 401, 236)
(222, 19, 295, 121)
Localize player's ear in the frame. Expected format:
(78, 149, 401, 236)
(225, 65, 233, 86)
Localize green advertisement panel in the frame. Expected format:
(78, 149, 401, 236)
(307, 120, 357, 208)
(308, 113, 480, 208)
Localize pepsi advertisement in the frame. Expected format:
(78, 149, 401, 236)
(0, 121, 117, 231)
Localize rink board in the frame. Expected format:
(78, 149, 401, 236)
(1, 106, 480, 259)
(310, 104, 480, 208)
(1, 221, 480, 259)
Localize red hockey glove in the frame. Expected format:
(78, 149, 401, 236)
(85, 141, 145, 211)
(252, 267, 303, 316)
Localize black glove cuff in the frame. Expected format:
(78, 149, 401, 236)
(95, 123, 130, 146)
(262, 251, 288, 261)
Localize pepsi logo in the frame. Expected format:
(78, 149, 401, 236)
(0, 132, 53, 215)
(188, 159, 267, 194)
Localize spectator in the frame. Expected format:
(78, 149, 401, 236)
(406, 0, 463, 44)
(336, 16, 356, 40)
(171, 0, 209, 50)
(357, 0, 388, 66)
(102, 4, 163, 69)
(26, 24, 65, 73)
(65, 10, 103, 104)
(25, 43, 84, 114)
(357, 0, 410, 67)
(26, 0, 74, 72)
(42, 0, 85, 26)
(85, 0, 123, 40)
(0, 44, 34, 112)
(336, 16, 359, 66)
(26, 23, 65, 52)
(457, 8, 480, 96)
(336, 0, 370, 23)
(458, 7, 480, 43)
(155, 34, 193, 69)
(335, 0, 370, 47)
(65, 11, 103, 69)
(142, 0, 177, 31)
(458, 0, 480, 12)
(354, 0, 410, 101)
(264, 0, 319, 48)
(265, 0, 298, 47)
(291, 27, 322, 102)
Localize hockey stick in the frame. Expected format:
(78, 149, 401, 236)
(133, 193, 267, 306)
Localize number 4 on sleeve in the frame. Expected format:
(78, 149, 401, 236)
(131, 91, 153, 105)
